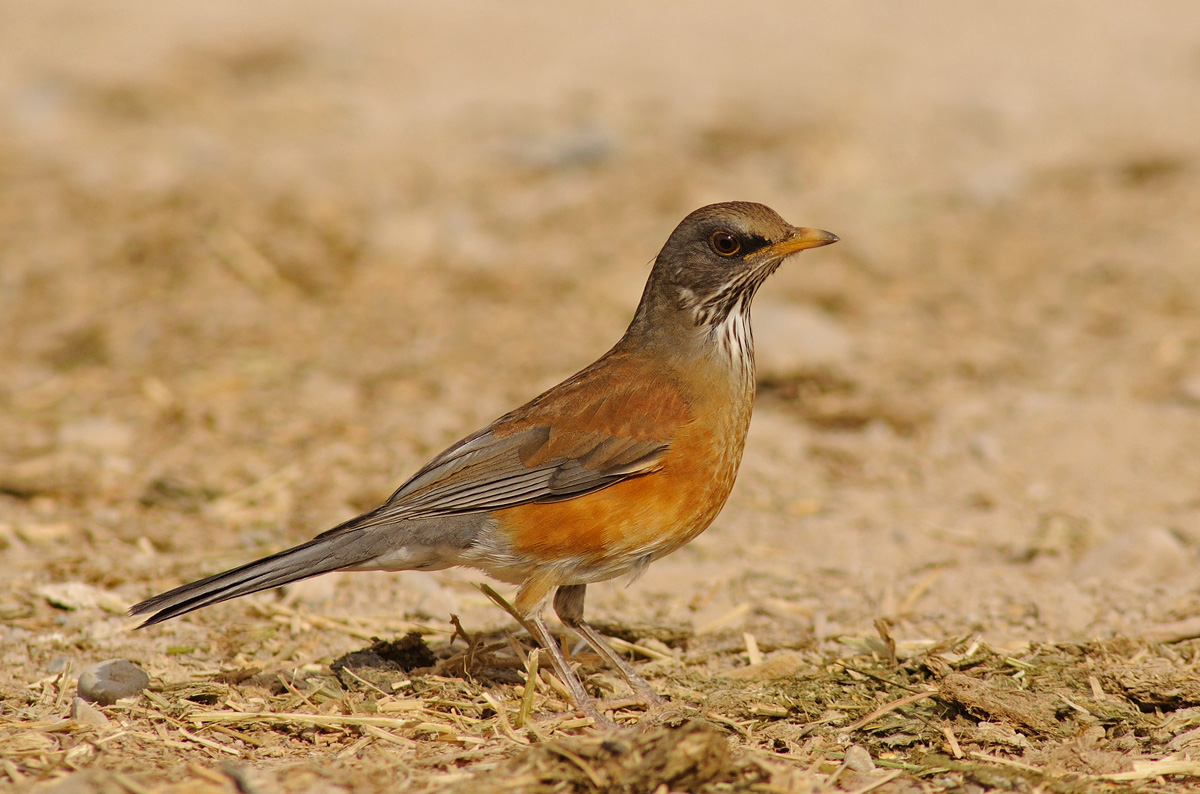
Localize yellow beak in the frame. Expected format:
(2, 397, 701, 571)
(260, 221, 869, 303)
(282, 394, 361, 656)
(756, 227, 839, 259)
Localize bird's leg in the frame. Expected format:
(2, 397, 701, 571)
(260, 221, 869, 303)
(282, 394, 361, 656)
(553, 584, 665, 705)
(525, 611, 615, 726)
(513, 574, 615, 725)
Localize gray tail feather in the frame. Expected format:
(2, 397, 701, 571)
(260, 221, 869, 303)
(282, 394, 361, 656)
(129, 533, 369, 627)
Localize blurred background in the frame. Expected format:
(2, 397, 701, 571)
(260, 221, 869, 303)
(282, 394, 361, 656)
(2, 0, 1200, 676)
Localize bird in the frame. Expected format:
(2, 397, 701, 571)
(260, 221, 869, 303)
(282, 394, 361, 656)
(131, 201, 838, 723)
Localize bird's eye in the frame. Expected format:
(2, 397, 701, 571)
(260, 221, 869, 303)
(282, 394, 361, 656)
(710, 231, 740, 256)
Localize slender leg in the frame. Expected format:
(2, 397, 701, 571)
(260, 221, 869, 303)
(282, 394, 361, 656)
(553, 584, 665, 705)
(513, 574, 617, 725)
(526, 611, 613, 726)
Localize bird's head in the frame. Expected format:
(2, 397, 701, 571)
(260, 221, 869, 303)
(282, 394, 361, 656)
(639, 202, 838, 334)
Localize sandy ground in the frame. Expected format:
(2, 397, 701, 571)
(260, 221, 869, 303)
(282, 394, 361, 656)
(3, 2, 1200, 792)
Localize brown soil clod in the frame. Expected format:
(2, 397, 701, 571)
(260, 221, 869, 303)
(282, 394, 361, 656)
(937, 672, 1067, 738)
(331, 633, 438, 674)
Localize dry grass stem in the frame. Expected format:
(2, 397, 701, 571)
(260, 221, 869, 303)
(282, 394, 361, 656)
(517, 649, 539, 728)
(844, 688, 937, 731)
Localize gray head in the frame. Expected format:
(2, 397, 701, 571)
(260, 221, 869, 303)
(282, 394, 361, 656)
(634, 202, 838, 336)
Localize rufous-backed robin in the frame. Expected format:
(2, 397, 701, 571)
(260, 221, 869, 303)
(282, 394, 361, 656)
(132, 201, 838, 723)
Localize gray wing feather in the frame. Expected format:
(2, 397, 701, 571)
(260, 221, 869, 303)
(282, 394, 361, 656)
(345, 427, 666, 528)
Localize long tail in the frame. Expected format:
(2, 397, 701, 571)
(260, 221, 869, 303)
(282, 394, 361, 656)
(129, 529, 377, 627)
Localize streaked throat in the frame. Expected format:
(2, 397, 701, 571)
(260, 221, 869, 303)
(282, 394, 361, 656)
(688, 261, 781, 372)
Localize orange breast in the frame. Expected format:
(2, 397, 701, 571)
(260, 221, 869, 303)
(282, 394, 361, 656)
(493, 386, 751, 577)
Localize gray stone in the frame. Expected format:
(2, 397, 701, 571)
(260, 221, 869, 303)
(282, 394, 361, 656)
(77, 659, 149, 705)
(844, 743, 875, 773)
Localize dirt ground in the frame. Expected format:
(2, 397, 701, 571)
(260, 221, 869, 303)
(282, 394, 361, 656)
(3, 2, 1200, 792)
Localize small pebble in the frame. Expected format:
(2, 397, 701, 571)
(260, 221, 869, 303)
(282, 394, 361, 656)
(70, 696, 110, 726)
(48, 656, 73, 675)
(77, 659, 149, 705)
(844, 743, 875, 773)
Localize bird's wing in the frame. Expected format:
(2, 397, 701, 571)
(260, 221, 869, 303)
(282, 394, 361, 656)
(323, 352, 692, 533)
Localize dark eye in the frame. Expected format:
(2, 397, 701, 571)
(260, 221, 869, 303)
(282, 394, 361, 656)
(710, 231, 740, 256)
